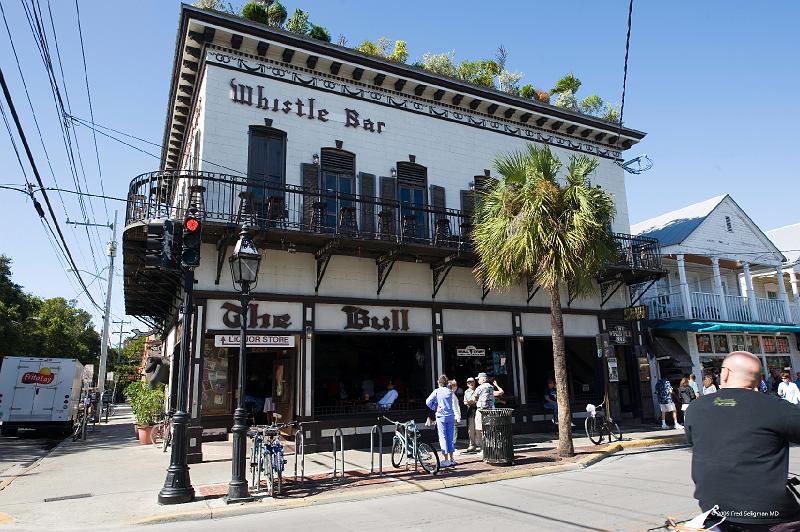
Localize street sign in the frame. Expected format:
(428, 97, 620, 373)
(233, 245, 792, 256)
(624, 305, 648, 321)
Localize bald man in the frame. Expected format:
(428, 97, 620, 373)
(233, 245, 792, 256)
(685, 351, 800, 531)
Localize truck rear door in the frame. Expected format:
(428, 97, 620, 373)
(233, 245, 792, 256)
(30, 360, 61, 421)
(10, 361, 37, 419)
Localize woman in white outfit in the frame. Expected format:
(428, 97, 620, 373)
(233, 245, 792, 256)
(449, 380, 462, 446)
(778, 372, 800, 404)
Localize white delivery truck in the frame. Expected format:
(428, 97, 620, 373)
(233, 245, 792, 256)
(0, 357, 84, 436)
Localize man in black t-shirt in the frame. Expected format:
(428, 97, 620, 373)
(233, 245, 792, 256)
(685, 351, 800, 531)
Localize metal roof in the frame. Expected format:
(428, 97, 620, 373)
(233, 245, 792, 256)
(630, 195, 726, 247)
(766, 223, 800, 265)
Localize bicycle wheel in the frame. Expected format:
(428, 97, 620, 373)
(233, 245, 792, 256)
(585, 416, 603, 445)
(162, 423, 172, 452)
(607, 420, 623, 441)
(107, 404, 116, 417)
(416, 442, 440, 475)
(390, 438, 405, 468)
(150, 422, 164, 448)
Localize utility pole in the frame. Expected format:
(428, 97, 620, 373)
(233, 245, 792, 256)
(69, 211, 117, 412)
(112, 318, 132, 363)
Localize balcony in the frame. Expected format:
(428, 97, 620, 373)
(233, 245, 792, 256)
(122, 171, 665, 319)
(644, 290, 796, 325)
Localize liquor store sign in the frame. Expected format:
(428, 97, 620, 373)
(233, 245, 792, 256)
(214, 335, 295, 348)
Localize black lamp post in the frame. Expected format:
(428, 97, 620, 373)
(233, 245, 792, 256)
(226, 225, 261, 503)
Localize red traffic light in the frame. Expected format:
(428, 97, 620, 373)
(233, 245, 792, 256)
(185, 218, 200, 232)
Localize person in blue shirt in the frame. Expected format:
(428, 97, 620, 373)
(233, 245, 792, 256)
(426, 375, 456, 467)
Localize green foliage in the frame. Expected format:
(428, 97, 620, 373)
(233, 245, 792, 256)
(520, 84, 534, 99)
(267, 0, 287, 26)
(241, 1, 269, 24)
(603, 103, 620, 124)
(473, 144, 616, 295)
(498, 70, 523, 95)
(356, 38, 408, 63)
(580, 94, 605, 116)
(419, 51, 458, 77)
(0, 255, 101, 367)
(309, 24, 331, 42)
(457, 59, 500, 88)
(551, 73, 582, 95)
(285, 8, 310, 35)
(124, 380, 165, 426)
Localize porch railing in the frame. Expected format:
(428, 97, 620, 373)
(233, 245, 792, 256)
(691, 292, 722, 321)
(792, 305, 800, 326)
(757, 297, 790, 325)
(645, 292, 685, 320)
(612, 233, 662, 272)
(725, 295, 752, 322)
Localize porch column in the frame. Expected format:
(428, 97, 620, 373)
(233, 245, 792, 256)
(776, 266, 792, 324)
(743, 261, 760, 321)
(711, 256, 729, 321)
(676, 254, 693, 319)
(789, 268, 800, 324)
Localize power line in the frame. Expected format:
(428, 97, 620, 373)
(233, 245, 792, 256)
(0, 64, 102, 311)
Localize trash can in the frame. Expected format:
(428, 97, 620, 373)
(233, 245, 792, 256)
(479, 408, 514, 465)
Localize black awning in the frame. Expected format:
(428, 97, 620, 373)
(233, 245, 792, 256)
(652, 335, 693, 372)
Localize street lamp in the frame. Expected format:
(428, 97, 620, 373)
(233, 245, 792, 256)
(226, 225, 262, 503)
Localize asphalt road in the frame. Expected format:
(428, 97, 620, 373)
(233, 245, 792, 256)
(134, 445, 714, 532)
(0, 429, 61, 477)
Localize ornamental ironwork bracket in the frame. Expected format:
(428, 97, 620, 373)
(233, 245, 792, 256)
(481, 277, 490, 301)
(526, 278, 540, 304)
(629, 279, 657, 307)
(431, 253, 458, 298)
(376, 246, 405, 295)
(315, 239, 341, 292)
(600, 280, 625, 307)
(214, 231, 236, 285)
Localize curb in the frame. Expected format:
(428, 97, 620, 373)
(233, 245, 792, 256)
(131, 433, 688, 526)
(0, 434, 70, 493)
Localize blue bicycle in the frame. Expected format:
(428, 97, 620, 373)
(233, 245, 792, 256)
(249, 420, 296, 495)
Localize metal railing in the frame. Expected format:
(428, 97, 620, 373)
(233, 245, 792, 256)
(293, 427, 305, 484)
(757, 297, 790, 324)
(725, 295, 752, 322)
(691, 292, 722, 321)
(645, 292, 685, 320)
(369, 422, 383, 476)
(611, 232, 662, 272)
(792, 305, 800, 326)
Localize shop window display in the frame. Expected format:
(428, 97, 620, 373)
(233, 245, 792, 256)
(747, 335, 761, 354)
(202, 339, 231, 416)
(696, 334, 713, 354)
(713, 334, 729, 353)
(762, 336, 777, 354)
(730, 334, 746, 352)
(776, 336, 790, 354)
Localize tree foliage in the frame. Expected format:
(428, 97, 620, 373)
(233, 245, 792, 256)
(472, 145, 616, 457)
(554, 90, 578, 111)
(266, 1, 288, 26)
(285, 8, 310, 35)
(580, 94, 605, 116)
(551, 73, 582, 95)
(356, 38, 408, 63)
(309, 24, 331, 42)
(241, 1, 269, 24)
(0, 255, 101, 367)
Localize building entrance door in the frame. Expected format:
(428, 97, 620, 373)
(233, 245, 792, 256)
(273, 350, 295, 425)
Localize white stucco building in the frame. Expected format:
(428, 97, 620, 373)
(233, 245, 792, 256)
(123, 5, 661, 457)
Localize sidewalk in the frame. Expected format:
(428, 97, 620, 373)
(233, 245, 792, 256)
(0, 406, 687, 529)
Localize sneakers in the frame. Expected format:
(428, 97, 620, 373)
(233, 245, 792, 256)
(440, 459, 452, 467)
(450, 459, 458, 466)
(661, 423, 669, 429)
(674, 423, 684, 430)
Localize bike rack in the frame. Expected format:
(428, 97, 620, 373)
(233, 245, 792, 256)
(294, 427, 305, 484)
(412, 423, 419, 473)
(332, 428, 345, 481)
(369, 421, 383, 476)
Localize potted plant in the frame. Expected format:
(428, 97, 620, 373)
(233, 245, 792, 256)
(124, 380, 165, 444)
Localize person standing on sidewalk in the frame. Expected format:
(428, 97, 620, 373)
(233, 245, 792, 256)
(685, 351, 800, 530)
(678, 377, 696, 415)
(474, 372, 503, 453)
(655, 377, 682, 430)
(777, 372, 800, 405)
(426, 375, 456, 467)
(448, 380, 462, 448)
(462, 377, 479, 453)
(703, 374, 718, 395)
(688, 373, 701, 397)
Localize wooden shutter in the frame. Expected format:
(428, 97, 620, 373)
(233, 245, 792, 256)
(301, 163, 319, 228)
(359, 172, 376, 236)
(460, 190, 475, 218)
(320, 148, 356, 175)
(379, 176, 397, 237)
(429, 185, 446, 211)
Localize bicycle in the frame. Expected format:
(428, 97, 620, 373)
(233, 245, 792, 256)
(150, 412, 173, 452)
(72, 405, 88, 442)
(584, 403, 622, 445)
(101, 401, 116, 423)
(381, 416, 439, 475)
(249, 420, 296, 496)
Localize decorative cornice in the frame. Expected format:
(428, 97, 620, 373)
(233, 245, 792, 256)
(205, 46, 623, 160)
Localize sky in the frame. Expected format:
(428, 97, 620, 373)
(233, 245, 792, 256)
(0, 0, 798, 335)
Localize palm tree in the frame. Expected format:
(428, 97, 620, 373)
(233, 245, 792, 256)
(472, 144, 616, 457)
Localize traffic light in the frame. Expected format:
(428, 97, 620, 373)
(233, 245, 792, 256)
(144, 221, 166, 269)
(181, 208, 202, 268)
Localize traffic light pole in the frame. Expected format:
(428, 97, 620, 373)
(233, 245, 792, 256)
(158, 267, 195, 504)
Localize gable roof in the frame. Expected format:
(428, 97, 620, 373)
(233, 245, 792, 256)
(767, 223, 800, 265)
(630, 195, 726, 246)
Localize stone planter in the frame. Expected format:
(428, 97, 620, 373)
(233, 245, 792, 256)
(136, 425, 154, 445)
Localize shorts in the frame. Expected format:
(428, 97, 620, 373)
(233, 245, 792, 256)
(660, 403, 676, 413)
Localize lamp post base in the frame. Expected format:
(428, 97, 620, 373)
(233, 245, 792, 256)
(224, 481, 254, 504)
(226, 406, 251, 503)
(158, 411, 194, 505)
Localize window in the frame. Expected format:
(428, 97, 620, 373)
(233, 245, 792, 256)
(696, 334, 713, 353)
(776, 336, 790, 354)
(320, 148, 356, 230)
(747, 335, 761, 354)
(767, 290, 778, 300)
(725, 216, 733, 232)
(713, 334, 729, 353)
(731, 334, 746, 351)
(762, 336, 777, 354)
(396, 162, 427, 240)
(247, 127, 286, 210)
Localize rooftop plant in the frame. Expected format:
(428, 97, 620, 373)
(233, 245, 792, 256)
(357, 38, 409, 64)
